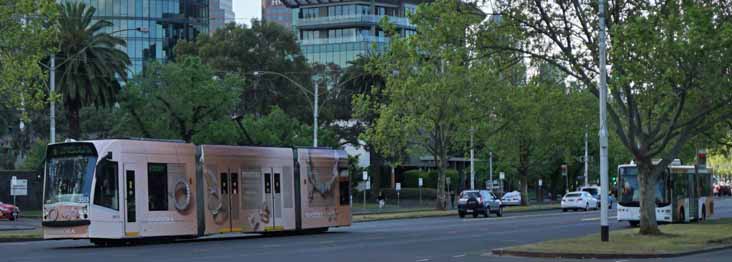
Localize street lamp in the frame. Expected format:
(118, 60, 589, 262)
(251, 70, 362, 147)
(45, 27, 148, 144)
(598, 0, 610, 242)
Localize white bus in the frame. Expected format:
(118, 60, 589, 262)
(616, 160, 713, 226)
(42, 140, 351, 245)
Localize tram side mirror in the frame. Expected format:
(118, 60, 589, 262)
(105, 152, 113, 161)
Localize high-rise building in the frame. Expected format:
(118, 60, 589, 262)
(60, 0, 210, 74)
(282, 0, 425, 68)
(262, 0, 293, 29)
(210, 0, 235, 32)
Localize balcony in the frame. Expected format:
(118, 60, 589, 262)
(297, 14, 414, 29)
(299, 35, 390, 45)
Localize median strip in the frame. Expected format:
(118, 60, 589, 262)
(493, 218, 732, 259)
(352, 204, 560, 222)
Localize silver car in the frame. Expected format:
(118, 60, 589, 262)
(457, 190, 503, 218)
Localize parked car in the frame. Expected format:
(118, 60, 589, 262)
(501, 191, 522, 206)
(580, 186, 614, 209)
(457, 190, 503, 218)
(561, 191, 598, 212)
(0, 201, 20, 221)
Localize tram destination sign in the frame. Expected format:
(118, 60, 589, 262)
(47, 143, 97, 158)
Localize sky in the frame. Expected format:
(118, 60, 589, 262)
(232, 0, 262, 25)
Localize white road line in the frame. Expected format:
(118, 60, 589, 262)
(582, 216, 617, 221)
(452, 254, 466, 258)
(416, 259, 430, 262)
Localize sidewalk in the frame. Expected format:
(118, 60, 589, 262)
(0, 218, 38, 231)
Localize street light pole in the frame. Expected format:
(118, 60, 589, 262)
(470, 128, 475, 190)
(50, 55, 56, 144)
(584, 126, 589, 187)
(598, 0, 610, 242)
(313, 79, 318, 147)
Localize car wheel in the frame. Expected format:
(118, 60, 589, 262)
(562, 208, 567, 212)
(459, 212, 465, 218)
(472, 211, 479, 218)
(497, 207, 503, 217)
(484, 207, 490, 217)
(9, 212, 17, 221)
(628, 221, 639, 227)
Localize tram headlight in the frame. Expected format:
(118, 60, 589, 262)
(78, 206, 88, 219)
(43, 207, 49, 220)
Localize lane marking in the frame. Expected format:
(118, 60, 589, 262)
(582, 216, 617, 221)
(416, 259, 430, 262)
(452, 254, 466, 258)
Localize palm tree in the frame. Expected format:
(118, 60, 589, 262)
(56, 2, 130, 139)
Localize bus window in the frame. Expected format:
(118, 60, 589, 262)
(93, 160, 119, 210)
(148, 163, 169, 211)
(618, 167, 668, 204)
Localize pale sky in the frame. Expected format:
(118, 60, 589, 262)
(232, 0, 262, 25)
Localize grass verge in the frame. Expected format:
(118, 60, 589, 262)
(21, 210, 41, 218)
(0, 229, 42, 242)
(499, 218, 732, 257)
(353, 203, 559, 222)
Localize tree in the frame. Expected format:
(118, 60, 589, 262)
(55, 2, 130, 139)
(117, 57, 239, 143)
(365, 0, 489, 210)
(488, 1, 732, 234)
(0, 0, 57, 111)
(175, 21, 312, 122)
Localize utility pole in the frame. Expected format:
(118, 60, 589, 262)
(313, 79, 318, 147)
(50, 55, 56, 144)
(489, 151, 493, 191)
(584, 126, 589, 187)
(470, 128, 475, 190)
(598, 0, 610, 242)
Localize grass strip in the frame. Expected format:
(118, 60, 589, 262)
(0, 229, 42, 241)
(502, 218, 732, 255)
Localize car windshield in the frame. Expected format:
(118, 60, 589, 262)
(582, 188, 599, 196)
(461, 191, 480, 199)
(44, 155, 97, 205)
(565, 193, 581, 198)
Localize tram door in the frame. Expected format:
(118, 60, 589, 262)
(219, 171, 240, 232)
(123, 163, 140, 237)
(687, 173, 698, 221)
(262, 168, 284, 231)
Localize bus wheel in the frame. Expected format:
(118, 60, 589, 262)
(628, 221, 639, 227)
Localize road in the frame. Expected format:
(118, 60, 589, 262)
(3, 198, 732, 262)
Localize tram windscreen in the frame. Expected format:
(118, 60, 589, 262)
(618, 166, 668, 205)
(44, 143, 97, 204)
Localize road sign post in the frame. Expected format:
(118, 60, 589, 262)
(598, 0, 610, 242)
(395, 183, 401, 207)
(418, 178, 423, 205)
(363, 172, 369, 209)
(561, 165, 568, 193)
(499, 172, 505, 193)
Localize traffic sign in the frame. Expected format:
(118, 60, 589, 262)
(395, 183, 401, 191)
(538, 179, 543, 187)
(418, 178, 423, 187)
(362, 171, 368, 181)
(11, 179, 28, 196)
(499, 172, 505, 180)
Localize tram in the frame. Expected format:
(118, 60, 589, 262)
(41, 139, 351, 244)
(616, 159, 713, 226)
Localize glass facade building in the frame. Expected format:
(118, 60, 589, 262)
(262, 0, 293, 29)
(282, 0, 424, 68)
(60, 0, 210, 75)
(210, 0, 235, 32)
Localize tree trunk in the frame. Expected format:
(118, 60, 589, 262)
(520, 173, 529, 206)
(370, 151, 384, 191)
(66, 103, 81, 140)
(435, 157, 447, 210)
(638, 161, 661, 235)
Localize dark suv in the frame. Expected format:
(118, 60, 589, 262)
(457, 190, 503, 218)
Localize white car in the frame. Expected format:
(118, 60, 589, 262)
(501, 191, 522, 206)
(561, 191, 598, 212)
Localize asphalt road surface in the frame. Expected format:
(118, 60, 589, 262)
(4, 199, 732, 262)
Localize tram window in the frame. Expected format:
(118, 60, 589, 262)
(93, 160, 119, 210)
(148, 163, 169, 211)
